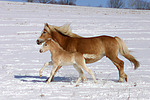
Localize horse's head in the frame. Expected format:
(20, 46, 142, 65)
(36, 23, 52, 45)
(39, 38, 52, 53)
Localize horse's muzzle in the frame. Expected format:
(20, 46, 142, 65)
(36, 39, 43, 45)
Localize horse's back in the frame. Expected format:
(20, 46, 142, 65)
(65, 35, 116, 54)
(76, 35, 117, 53)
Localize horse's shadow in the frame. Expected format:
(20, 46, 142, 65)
(14, 75, 77, 83)
(14, 75, 119, 83)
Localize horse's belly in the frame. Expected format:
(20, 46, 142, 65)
(83, 54, 97, 59)
(83, 54, 104, 64)
(61, 62, 73, 66)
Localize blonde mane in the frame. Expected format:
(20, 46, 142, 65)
(48, 23, 82, 38)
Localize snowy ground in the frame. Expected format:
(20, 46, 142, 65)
(0, 1, 150, 100)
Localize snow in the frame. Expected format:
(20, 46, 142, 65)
(0, 1, 150, 100)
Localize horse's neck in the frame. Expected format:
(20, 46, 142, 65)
(49, 42, 62, 56)
(52, 31, 67, 48)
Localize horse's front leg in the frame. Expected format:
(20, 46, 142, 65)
(39, 61, 53, 77)
(46, 64, 58, 84)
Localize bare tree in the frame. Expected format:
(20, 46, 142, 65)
(48, 0, 57, 4)
(27, 0, 33, 2)
(108, 0, 124, 8)
(145, 2, 150, 10)
(27, 0, 76, 5)
(58, 0, 76, 5)
(128, 0, 150, 10)
(27, 0, 49, 3)
(38, 0, 50, 3)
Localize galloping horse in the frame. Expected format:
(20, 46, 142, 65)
(37, 23, 139, 82)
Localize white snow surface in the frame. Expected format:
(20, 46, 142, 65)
(0, 1, 150, 100)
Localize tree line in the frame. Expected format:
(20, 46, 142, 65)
(27, 0, 150, 10)
(108, 0, 150, 10)
(27, 0, 76, 5)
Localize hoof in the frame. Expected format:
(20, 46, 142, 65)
(119, 74, 127, 82)
(46, 81, 50, 84)
(46, 78, 53, 82)
(82, 75, 87, 82)
(125, 77, 127, 82)
(46, 79, 50, 84)
(119, 77, 127, 82)
(119, 77, 124, 83)
(46, 78, 49, 82)
(94, 81, 98, 84)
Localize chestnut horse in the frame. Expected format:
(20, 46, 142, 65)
(37, 23, 139, 82)
(39, 38, 97, 84)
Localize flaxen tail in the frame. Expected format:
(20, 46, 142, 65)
(115, 36, 139, 70)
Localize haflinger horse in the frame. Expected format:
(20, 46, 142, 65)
(39, 38, 97, 84)
(37, 23, 139, 83)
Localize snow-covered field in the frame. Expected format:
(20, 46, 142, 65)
(0, 1, 150, 100)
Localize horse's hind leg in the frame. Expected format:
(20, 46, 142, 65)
(81, 64, 97, 83)
(76, 60, 97, 83)
(40, 61, 53, 77)
(109, 56, 127, 82)
(73, 64, 84, 84)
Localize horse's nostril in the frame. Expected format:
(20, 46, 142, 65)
(36, 40, 39, 44)
(39, 49, 43, 53)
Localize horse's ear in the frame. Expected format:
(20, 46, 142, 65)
(45, 23, 48, 26)
(44, 23, 51, 33)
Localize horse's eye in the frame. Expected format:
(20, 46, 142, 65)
(43, 31, 46, 34)
(45, 44, 47, 46)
